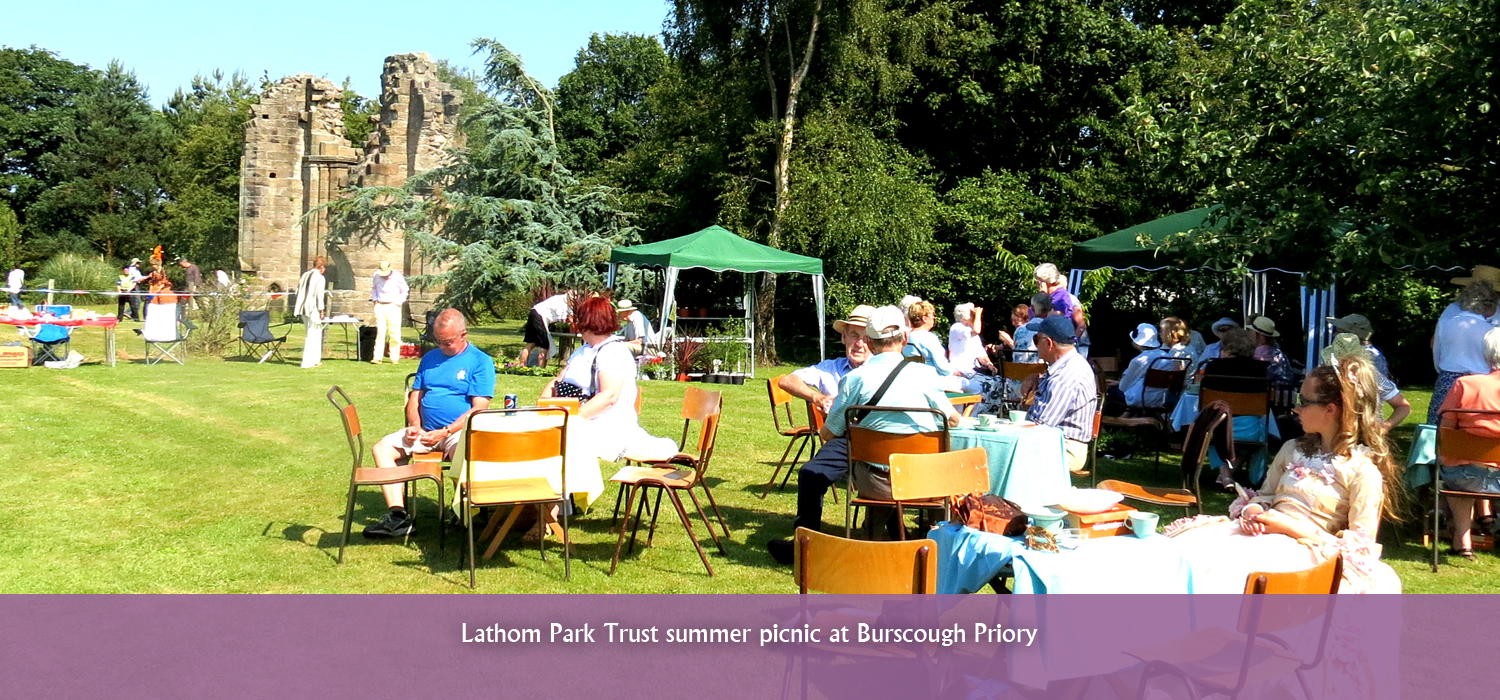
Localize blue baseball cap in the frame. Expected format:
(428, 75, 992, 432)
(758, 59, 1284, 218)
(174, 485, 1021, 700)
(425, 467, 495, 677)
(1036, 316, 1076, 345)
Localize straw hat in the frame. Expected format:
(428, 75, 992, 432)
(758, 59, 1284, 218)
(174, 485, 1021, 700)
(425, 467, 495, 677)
(1326, 313, 1373, 341)
(375, 261, 393, 277)
(1129, 322, 1161, 349)
(832, 305, 875, 334)
(1321, 333, 1372, 367)
(615, 299, 636, 313)
(1249, 316, 1280, 338)
(1452, 265, 1500, 287)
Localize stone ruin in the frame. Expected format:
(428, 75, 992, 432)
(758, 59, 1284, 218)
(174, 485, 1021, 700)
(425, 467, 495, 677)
(237, 52, 462, 316)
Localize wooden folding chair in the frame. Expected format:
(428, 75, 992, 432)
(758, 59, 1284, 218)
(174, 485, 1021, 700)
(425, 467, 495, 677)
(843, 406, 950, 539)
(1201, 384, 1271, 482)
(460, 406, 572, 587)
(1098, 400, 1233, 515)
(999, 360, 1047, 412)
(764, 379, 820, 498)
(888, 447, 989, 527)
(1127, 556, 1341, 700)
(1102, 355, 1190, 472)
(785, 528, 941, 700)
(609, 386, 727, 576)
(328, 386, 443, 564)
(1430, 408, 1500, 572)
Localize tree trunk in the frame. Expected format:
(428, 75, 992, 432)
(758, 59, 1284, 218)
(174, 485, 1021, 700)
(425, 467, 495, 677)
(755, 0, 822, 364)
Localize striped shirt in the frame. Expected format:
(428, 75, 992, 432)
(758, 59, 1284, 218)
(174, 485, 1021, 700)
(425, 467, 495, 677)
(1027, 349, 1096, 442)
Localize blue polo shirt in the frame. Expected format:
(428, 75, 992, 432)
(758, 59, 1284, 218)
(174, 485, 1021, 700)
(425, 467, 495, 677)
(413, 342, 496, 431)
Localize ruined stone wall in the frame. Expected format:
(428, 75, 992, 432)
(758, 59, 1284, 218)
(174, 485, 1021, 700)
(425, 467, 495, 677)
(238, 53, 462, 317)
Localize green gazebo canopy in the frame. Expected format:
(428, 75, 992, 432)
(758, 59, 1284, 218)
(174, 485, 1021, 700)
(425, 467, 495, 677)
(1071, 206, 1233, 272)
(609, 225, 823, 275)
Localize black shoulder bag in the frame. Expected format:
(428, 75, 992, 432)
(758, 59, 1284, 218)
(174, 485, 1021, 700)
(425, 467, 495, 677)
(849, 356, 921, 424)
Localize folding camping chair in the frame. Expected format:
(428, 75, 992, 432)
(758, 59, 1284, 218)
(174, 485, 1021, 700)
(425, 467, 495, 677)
(135, 302, 195, 364)
(27, 304, 73, 365)
(238, 310, 291, 362)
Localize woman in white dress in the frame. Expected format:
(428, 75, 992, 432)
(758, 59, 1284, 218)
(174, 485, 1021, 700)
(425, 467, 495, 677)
(1170, 357, 1404, 593)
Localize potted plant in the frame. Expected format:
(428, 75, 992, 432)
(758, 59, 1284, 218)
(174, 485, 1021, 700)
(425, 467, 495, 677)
(672, 338, 703, 381)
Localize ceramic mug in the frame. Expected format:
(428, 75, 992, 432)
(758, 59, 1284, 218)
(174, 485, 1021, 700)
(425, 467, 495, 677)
(1028, 507, 1068, 534)
(1009, 410, 1027, 423)
(975, 414, 996, 428)
(1127, 511, 1159, 538)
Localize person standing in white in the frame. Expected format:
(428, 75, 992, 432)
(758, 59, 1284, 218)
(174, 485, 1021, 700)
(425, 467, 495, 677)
(370, 261, 409, 364)
(294, 257, 327, 369)
(6, 267, 23, 309)
(520, 292, 571, 366)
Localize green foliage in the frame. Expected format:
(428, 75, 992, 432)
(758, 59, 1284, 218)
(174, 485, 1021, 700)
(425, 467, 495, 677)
(321, 39, 639, 317)
(159, 71, 257, 271)
(28, 61, 170, 261)
(0, 47, 97, 238)
(36, 252, 116, 303)
(556, 33, 671, 174)
(0, 202, 19, 271)
(188, 285, 249, 355)
(1148, 0, 1500, 277)
(337, 78, 379, 148)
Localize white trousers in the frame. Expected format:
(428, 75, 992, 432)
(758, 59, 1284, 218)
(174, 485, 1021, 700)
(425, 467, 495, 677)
(301, 311, 322, 368)
(372, 302, 402, 363)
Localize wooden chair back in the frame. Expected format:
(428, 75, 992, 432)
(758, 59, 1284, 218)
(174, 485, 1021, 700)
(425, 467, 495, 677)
(1091, 356, 1120, 374)
(1438, 409, 1500, 464)
(848, 425, 948, 465)
(888, 448, 988, 502)
(1228, 555, 1341, 695)
(1182, 400, 1233, 488)
(538, 397, 581, 415)
(793, 527, 936, 594)
(327, 386, 363, 471)
(1144, 356, 1190, 392)
(1002, 360, 1047, 383)
(681, 385, 722, 422)
(767, 379, 809, 435)
(465, 408, 570, 466)
(1200, 387, 1270, 418)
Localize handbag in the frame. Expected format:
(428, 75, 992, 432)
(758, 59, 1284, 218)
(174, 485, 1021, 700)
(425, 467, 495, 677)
(947, 492, 1028, 537)
(551, 338, 621, 404)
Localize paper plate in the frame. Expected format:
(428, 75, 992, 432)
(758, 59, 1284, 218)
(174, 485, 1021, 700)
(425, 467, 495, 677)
(1055, 488, 1126, 514)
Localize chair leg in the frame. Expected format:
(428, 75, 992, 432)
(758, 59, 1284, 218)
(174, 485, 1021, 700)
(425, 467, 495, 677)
(645, 487, 665, 548)
(628, 487, 651, 555)
(536, 504, 548, 563)
(609, 485, 638, 576)
(762, 438, 800, 498)
(610, 482, 626, 531)
(686, 487, 726, 554)
(1432, 477, 1442, 573)
(698, 481, 732, 539)
(338, 483, 358, 564)
(435, 478, 445, 552)
(466, 497, 477, 589)
(665, 488, 714, 576)
(560, 497, 571, 581)
(844, 478, 854, 538)
(896, 504, 907, 541)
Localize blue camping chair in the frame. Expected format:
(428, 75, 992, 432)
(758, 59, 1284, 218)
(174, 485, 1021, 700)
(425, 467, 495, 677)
(28, 305, 73, 365)
(238, 310, 291, 362)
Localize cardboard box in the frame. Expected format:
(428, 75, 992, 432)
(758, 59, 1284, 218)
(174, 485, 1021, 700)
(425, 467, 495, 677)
(0, 345, 31, 368)
(1064, 503, 1135, 539)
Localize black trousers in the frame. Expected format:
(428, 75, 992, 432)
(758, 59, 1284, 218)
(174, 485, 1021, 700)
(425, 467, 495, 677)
(117, 293, 140, 321)
(795, 436, 898, 537)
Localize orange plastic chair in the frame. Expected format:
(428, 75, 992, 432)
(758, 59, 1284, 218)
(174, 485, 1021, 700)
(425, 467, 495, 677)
(764, 379, 820, 498)
(329, 386, 443, 564)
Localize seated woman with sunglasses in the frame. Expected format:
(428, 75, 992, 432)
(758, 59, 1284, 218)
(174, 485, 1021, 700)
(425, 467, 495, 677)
(1168, 356, 1403, 593)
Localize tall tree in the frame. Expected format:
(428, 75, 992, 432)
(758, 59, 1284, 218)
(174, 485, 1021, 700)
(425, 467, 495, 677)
(158, 70, 257, 270)
(29, 60, 170, 260)
(555, 33, 671, 175)
(0, 47, 96, 252)
(322, 39, 638, 317)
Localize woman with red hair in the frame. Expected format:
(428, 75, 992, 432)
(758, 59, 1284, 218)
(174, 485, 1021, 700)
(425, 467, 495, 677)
(542, 294, 677, 462)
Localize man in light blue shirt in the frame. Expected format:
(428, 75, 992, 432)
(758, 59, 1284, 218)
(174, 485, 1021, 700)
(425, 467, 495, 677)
(768, 306, 959, 564)
(777, 305, 874, 414)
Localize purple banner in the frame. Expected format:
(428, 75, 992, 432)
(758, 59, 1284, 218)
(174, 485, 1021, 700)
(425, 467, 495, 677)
(0, 594, 1492, 698)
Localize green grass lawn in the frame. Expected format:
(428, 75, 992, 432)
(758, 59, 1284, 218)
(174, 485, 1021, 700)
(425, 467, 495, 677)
(2, 311, 1494, 592)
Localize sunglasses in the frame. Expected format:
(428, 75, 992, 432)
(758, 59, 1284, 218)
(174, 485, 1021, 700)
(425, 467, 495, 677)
(1295, 393, 1336, 409)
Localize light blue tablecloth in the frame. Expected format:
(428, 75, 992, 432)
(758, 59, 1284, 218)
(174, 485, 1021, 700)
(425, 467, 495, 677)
(928, 523, 1198, 594)
(1170, 392, 1280, 438)
(950, 424, 1070, 510)
(1405, 423, 1438, 489)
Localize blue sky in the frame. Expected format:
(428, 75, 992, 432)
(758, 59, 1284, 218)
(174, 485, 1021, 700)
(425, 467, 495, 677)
(2, 0, 670, 103)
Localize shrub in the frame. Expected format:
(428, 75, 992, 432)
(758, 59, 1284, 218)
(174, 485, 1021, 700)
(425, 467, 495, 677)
(188, 288, 249, 356)
(37, 253, 118, 305)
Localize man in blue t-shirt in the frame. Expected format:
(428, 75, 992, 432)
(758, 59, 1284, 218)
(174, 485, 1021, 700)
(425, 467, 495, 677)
(365, 309, 496, 538)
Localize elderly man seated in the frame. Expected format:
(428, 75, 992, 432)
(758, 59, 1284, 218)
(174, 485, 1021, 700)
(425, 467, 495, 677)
(1020, 316, 1098, 476)
(776, 305, 874, 415)
(364, 309, 496, 538)
(767, 306, 961, 564)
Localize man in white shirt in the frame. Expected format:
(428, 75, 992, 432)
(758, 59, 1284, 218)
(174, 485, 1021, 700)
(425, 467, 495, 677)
(294, 257, 327, 369)
(370, 261, 409, 365)
(615, 299, 651, 356)
(521, 292, 570, 366)
(776, 305, 875, 416)
(7, 267, 23, 309)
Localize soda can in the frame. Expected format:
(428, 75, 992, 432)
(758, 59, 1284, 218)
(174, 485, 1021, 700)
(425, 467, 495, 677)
(504, 394, 518, 410)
